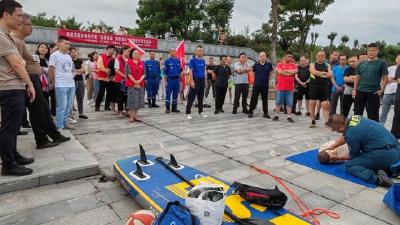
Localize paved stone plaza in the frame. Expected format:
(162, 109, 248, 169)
(0, 100, 399, 225)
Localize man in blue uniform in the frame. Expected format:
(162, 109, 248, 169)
(326, 114, 400, 187)
(186, 45, 208, 120)
(145, 51, 161, 108)
(164, 48, 182, 113)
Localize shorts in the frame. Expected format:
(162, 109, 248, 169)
(276, 90, 294, 107)
(297, 85, 310, 100)
(309, 83, 329, 102)
(228, 79, 234, 88)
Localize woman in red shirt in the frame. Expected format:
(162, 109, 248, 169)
(125, 49, 145, 123)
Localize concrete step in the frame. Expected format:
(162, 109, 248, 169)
(0, 130, 99, 194)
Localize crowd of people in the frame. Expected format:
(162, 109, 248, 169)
(0, 0, 399, 178)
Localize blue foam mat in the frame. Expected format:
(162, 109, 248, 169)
(383, 184, 400, 214)
(286, 149, 377, 188)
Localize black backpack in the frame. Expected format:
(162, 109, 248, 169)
(232, 182, 288, 210)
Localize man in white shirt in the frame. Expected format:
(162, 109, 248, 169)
(48, 36, 76, 130)
(380, 55, 400, 125)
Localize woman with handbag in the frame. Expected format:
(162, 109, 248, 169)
(125, 49, 145, 123)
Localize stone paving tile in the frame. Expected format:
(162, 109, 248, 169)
(40, 205, 120, 225)
(375, 207, 400, 225)
(1, 100, 396, 225)
(0, 190, 27, 217)
(0, 200, 74, 225)
(317, 204, 391, 225)
(110, 198, 141, 221)
(342, 189, 388, 217)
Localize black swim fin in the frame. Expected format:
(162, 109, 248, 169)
(139, 144, 149, 165)
(133, 162, 146, 179)
(168, 154, 180, 169)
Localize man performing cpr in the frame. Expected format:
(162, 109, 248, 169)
(325, 114, 400, 187)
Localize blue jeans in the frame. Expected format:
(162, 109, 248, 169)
(276, 90, 294, 107)
(55, 87, 76, 129)
(93, 79, 100, 101)
(380, 93, 396, 125)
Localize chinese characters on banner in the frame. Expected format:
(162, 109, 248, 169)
(58, 28, 158, 49)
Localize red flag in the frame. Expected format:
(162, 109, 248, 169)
(176, 39, 185, 70)
(128, 39, 146, 56)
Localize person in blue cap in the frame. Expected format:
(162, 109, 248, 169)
(144, 51, 161, 108)
(326, 114, 400, 187)
(164, 48, 182, 113)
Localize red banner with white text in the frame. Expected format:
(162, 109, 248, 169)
(57, 29, 158, 49)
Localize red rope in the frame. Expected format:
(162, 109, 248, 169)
(250, 165, 340, 225)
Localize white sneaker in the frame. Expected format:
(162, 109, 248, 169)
(200, 112, 208, 118)
(68, 117, 78, 124)
(187, 114, 192, 120)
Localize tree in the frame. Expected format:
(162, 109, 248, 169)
(310, 32, 319, 46)
(136, 0, 205, 40)
(270, 0, 279, 64)
(327, 32, 337, 47)
(226, 34, 249, 47)
(279, 0, 334, 54)
(340, 35, 349, 46)
(31, 12, 58, 28)
(60, 16, 82, 30)
(353, 39, 359, 49)
(86, 21, 114, 33)
(204, 0, 234, 32)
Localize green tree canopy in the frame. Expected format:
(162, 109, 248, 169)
(204, 0, 235, 31)
(136, 0, 206, 40)
(60, 16, 83, 30)
(31, 12, 58, 28)
(86, 21, 114, 33)
(340, 35, 349, 46)
(279, 0, 334, 54)
(327, 32, 337, 47)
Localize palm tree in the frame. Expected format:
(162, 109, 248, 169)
(327, 32, 337, 47)
(353, 39, 359, 49)
(270, 0, 279, 65)
(340, 35, 349, 46)
(311, 32, 319, 46)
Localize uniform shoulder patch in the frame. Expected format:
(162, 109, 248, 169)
(349, 115, 361, 127)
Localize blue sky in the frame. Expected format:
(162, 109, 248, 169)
(20, 0, 400, 46)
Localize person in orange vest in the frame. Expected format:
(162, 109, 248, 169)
(95, 45, 116, 111)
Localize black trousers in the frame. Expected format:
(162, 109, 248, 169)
(249, 86, 269, 115)
(44, 89, 56, 116)
(330, 91, 344, 115)
(95, 80, 111, 109)
(233, 84, 249, 111)
(108, 81, 119, 104)
(0, 89, 25, 167)
(343, 94, 354, 118)
(22, 108, 29, 127)
(354, 91, 380, 122)
(215, 86, 227, 111)
(292, 91, 298, 112)
(28, 75, 63, 145)
(116, 83, 127, 112)
(392, 90, 400, 138)
(186, 78, 205, 114)
(74, 80, 85, 115)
